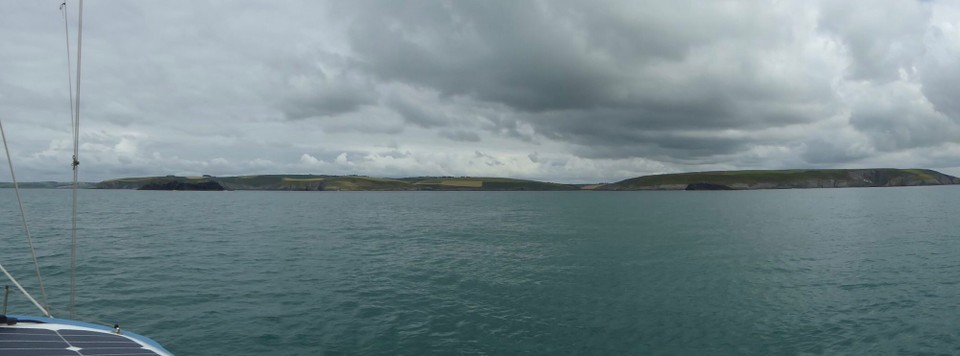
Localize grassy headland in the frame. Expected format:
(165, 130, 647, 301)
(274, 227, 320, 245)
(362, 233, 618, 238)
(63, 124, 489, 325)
(96, 175, 580, 191)
(596, 168, 960, 190)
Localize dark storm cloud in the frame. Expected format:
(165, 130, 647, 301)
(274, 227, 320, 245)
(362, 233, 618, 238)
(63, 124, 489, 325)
(563, 129, 750, 163)
(338, 1, 620, 112)
(334, 0, 842, 161)
(336, 1, 798, 111)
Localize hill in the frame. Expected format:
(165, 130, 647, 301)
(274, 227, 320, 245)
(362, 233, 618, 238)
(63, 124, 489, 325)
(596, 169, 960, 190)
(96, 175, 580, 191)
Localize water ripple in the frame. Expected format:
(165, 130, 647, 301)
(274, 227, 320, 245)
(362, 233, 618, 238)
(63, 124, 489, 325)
(1, 189, 959, 354)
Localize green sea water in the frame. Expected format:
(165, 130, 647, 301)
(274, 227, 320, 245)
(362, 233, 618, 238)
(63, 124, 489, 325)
(1, 187, 958, 355)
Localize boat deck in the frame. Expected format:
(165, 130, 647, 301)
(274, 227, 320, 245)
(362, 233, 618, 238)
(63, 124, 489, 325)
(0, 316, 171, 356)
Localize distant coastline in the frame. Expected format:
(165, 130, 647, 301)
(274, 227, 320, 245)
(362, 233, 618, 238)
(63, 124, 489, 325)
(94, 175, 582, 191)
(3, 168, 958, 191)
(595, 168, 960, 191)
(0, 181, 97, 189)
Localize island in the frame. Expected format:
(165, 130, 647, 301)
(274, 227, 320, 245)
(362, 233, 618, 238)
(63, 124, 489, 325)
(74, 168, 960, 192)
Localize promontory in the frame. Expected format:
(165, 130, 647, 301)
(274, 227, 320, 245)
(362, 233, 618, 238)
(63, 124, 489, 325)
(596, 168, 960, 190)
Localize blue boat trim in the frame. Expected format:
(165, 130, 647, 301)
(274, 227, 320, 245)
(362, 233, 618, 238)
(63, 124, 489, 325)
(7, 314, 174, 355)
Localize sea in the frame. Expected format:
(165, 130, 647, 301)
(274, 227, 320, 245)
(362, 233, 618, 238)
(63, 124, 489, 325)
(0, 187, 958, 355)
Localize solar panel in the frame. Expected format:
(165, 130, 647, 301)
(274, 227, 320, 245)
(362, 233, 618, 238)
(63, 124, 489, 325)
(0, 326, 163, 356)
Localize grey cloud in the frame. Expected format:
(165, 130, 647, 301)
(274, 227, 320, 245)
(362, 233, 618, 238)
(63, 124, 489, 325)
(815, 1, 960, 162)
(336, 0, 842, 162)
(476, 113, 536, 143)
(569, 136, 747, 163)
(386, 94, 449, 128)
(281, 87, 373, 120)
(0, 80, 66, 124)
(439, 130, 480, 142)
(473, 151, 503, 166)
(527, 152, 540, 163)
(338, 1, 621, 112)
(337, 1, 801, 113)
(801, 136, 873, 165)
(918, 25, 960, 123)
(317, 115, 405, 135)
(919, 72, 960, 121)
(818, 0, 930, 82)
(378, 150, 410, 160)
(277, 65, 376, 120)
(850, 109, 958, 153)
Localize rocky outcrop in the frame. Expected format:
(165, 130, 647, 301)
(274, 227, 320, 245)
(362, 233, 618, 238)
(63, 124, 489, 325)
(685, 183, 733, 190)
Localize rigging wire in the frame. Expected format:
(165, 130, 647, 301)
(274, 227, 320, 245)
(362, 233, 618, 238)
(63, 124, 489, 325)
(69, 0, 84, 320)
(60, 1, 76, 152)
(0, 263, 51, 318)
(0, 118, 51, 316)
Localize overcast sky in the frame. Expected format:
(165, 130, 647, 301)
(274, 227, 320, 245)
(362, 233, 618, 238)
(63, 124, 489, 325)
(3, 0, 960, 183)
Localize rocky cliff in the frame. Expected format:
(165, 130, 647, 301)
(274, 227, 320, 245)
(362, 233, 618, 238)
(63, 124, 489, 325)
(138, 180, 225, 191)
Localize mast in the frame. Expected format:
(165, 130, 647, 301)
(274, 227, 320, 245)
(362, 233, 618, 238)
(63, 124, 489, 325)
(69, 0, 84, 319)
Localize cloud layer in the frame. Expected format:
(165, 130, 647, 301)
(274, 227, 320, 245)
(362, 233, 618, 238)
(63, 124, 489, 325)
(2, 0, 960, 183)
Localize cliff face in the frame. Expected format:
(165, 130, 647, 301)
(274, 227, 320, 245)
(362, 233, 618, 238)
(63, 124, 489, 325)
(138, 180, 225, 191)
(599, 169, 960, 191)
